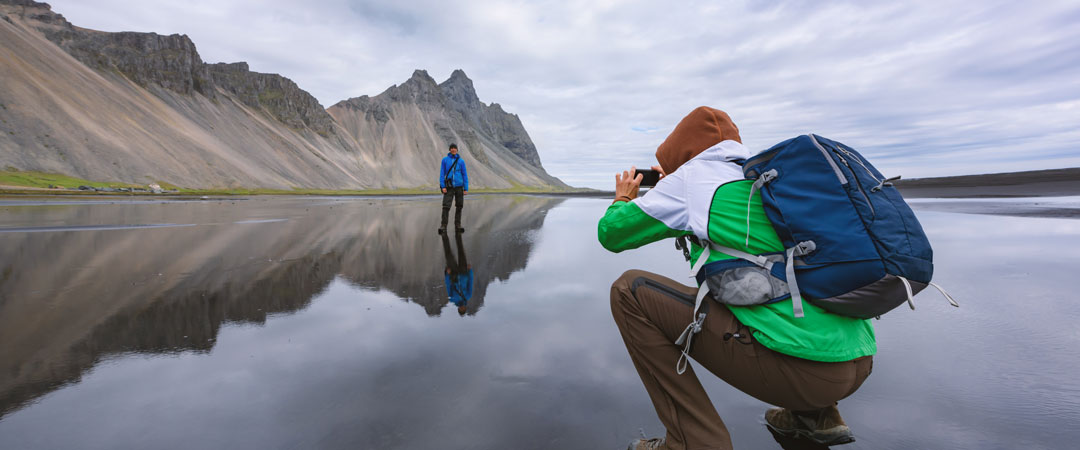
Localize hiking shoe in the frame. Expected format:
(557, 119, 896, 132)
(627, 437, 667, 450)
(765, 405, 854, 446)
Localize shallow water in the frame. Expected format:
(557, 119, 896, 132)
(0, 195, 1078, 450)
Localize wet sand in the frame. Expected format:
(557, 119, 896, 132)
(2, 195, 1079, 449)
(908, 197, 1080, 218)
(0, 195, 564, 418)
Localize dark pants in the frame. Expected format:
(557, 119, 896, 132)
(610, 270, 872, 450)
(442, 232, 468, 273)
(441, 186, 464, 228)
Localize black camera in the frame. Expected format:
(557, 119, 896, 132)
(634, 169, 661, 187)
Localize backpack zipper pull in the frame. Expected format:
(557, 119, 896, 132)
(871, 175, 902, 192)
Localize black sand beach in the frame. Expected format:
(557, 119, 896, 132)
(895, 167, 1080, 198)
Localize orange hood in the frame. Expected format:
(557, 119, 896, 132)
(655, 106, 742, 174)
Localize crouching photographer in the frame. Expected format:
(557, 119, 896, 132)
(598, 107, 874, 450)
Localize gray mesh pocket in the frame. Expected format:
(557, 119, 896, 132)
(705, 258, 789, 306)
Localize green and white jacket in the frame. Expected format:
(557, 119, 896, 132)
(598, 140, 875, 362)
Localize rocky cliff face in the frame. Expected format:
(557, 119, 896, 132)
(330, 70, 565, 189)
(0, 0, 566, 190)
(338, 69, 545, 170)
(4, 0, 336, 137)
(439, 69, 544, 169)
(54, 31, 215, 97)
(208, 62, 336, 136)
(7, 1, 215, 97)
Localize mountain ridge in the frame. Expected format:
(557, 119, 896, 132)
(0, 0, 566, 190)
(327, 68, 563, 190)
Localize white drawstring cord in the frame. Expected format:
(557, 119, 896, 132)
(898, 276, 916, 310)
(929, 281, 959, 307)
(899, 277, 960, 310)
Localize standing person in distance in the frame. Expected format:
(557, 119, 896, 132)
(439, 143, 469, 234)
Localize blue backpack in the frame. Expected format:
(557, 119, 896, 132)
(674, 134, 958, 373)
(737, 134, 956, 319)
(672, 135, 960, 373)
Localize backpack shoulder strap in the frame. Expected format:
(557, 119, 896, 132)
(445, 157, 460, 186)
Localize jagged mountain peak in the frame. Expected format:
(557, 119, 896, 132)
(408, 69, 436, 84)
(445, 69, 472, 84)
(439, 69, 480, 109)
(379, 68, 441, 103)
(326, 69, 554, 176)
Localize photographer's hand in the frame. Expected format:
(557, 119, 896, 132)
(614, 166, 643, 203)
(652, 165, 666, 181)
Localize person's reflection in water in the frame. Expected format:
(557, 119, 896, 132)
(442, 232, 473, 316)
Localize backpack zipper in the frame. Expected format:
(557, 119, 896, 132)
(835, 145, 884, 185)
(743, 150, 776, 176)
(809, 135, 848, 185)
(832, 150, 875, 216)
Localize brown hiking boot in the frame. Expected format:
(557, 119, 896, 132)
(626, 437, 667, 450)
(765, 405, 855, 445)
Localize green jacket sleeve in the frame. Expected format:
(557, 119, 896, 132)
(598, 201, 688, 253)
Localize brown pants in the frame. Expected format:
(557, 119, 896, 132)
(611, 270, 872, 450)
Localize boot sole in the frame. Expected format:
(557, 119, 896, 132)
(765, 423, 855, 446)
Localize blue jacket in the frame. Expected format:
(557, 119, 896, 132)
(446, 269, 474, 306)
(439, 153, 469, 191)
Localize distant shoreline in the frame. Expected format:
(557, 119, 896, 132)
(3, 167, 1077, 199)
(5, 183, 1077, 199)
(0, 187, 603, 198)
(894, 167, 1080, 198)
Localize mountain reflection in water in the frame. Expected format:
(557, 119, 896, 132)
(3, 197, 1078, 450)
(0, 195, 563, 417)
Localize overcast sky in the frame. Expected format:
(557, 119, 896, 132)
(49, 0, 1080, 189)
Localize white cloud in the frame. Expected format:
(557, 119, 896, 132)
(48, 0, 1080, 188)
